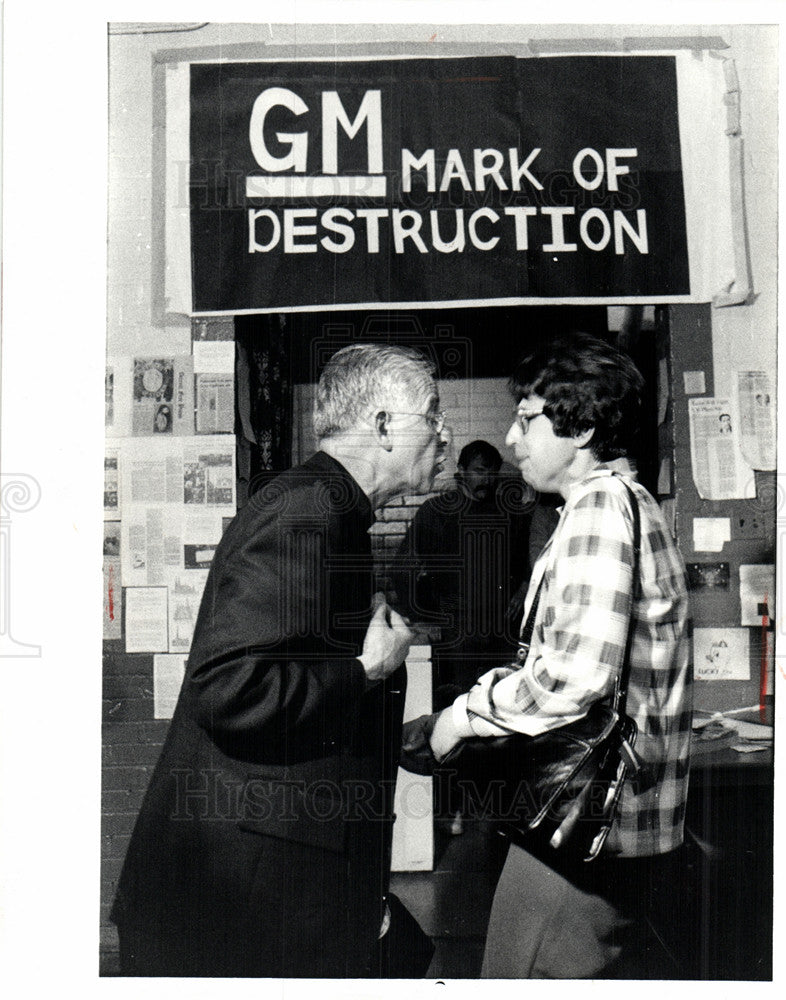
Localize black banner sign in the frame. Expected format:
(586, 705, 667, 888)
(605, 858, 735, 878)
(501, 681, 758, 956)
(189, 56, 689, 312)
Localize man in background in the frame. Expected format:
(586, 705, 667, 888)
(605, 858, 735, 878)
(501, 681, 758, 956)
(396, 440, 535, 707)
(112, 344, 448, 977)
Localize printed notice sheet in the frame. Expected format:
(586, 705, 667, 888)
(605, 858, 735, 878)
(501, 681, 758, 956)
(122, 506, 224, 588)
(739, 564, 775, 626)
(153, 654, 187, 719)
(167, 569, 210, 653)
(193, 339, 235, 374)
(120, 436, 231, 585)
(196, 373, 234, 433)
(125, 587, 169, 653)
(120, 435, 236, 510)
(735, 371, 775, 471)
(694, 627, 750, 681)
(103, 522, 122, 641)
(688, 397, 755, 500)
(104, 447, 121, 520)
(692, 517, 731, 553)
(105, 356, 133, 437)
(132, 356, 195, 436)
(103, 558, 122, 641)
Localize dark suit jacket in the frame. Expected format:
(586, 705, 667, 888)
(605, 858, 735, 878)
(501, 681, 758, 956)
(112, 452, 406, 976)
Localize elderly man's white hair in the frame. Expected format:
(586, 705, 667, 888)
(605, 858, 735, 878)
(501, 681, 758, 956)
(314, 343, 437, 440)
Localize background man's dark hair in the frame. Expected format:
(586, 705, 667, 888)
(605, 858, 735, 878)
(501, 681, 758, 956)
(508, 332, 644, 461)
(457, 440, 503, 471)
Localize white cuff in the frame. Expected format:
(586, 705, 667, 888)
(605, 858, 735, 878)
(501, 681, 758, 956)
(451, 693, 478, 739)
(457, 690, 519, 738)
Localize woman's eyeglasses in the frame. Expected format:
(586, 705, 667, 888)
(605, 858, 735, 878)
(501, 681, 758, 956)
(513, 407, 546, 434)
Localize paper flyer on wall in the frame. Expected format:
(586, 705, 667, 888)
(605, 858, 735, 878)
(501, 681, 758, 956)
(104, 447, 121, 520)
(103, 557, 122, 641)
(196, 373, 234, 433)
(132, 356, 195, 436)
(734, 371, 776, 471)
(121, 505, 224, 588)
(692, 517, 731, 553)
(125, 587, 169, 653)
(153, 655, 188, 719)
(688, 397, 755, 500)
(192, 339, 235, 374)
(693, 627, 750, 681)
(167, 569, 210, 653)
(105, 365, 114, 428)
(120, 435, 236, 509)
(105, 356, 133, 437)
(739, 564, 775, 626)
(103, 521, 121, 559)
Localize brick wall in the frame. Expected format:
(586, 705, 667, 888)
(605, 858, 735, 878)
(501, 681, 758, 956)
(101, 647, 169, 969)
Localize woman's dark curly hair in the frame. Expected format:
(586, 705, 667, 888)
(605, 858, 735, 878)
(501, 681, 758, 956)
(508, 333, 644, 461)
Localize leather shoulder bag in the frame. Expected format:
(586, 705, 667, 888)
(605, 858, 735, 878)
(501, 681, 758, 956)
(401, 476, 651, 864)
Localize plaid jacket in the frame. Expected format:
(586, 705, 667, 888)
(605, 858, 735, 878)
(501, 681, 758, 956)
(452, 467, 692, 856)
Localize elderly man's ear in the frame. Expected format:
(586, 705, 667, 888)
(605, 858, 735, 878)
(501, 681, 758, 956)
(373, 410, 395, 451)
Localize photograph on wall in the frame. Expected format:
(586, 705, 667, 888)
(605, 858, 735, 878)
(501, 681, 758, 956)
(98, 19, 778, 987)
(103, 450, 120, 519)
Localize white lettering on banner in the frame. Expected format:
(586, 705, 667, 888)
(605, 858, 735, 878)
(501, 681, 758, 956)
(614, 210, 648, 254)
(474, 149, 508, 191)
(509, 148, 543, 191)
(468, 209, 500, 250)
(249, 88, 309, 172)
(247, 87, 386, 197)
(439, 150, 473, 192)
(321, 90, 383, 174)
(504, 206, 538, 249)
(402, 149, 436, 193)
(542, 207, 578, 252)
(283, 209, 318, 253)
(580, 208, 612, 251)
(402, 147, 544, 193)
(573, 148, 605, 191)
(247, 207, 651, 256)
(392, 210, 428, 253)
(356, 209, 388, 253)
(430, 210, 466, 253)
(606, 148, 638, 191)
(248, 209, 281, 252)
(572, 147, 639, 191)
(320, 208, 356, 253)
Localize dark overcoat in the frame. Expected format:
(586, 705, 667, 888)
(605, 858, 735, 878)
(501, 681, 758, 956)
(112, 452, 406, 976)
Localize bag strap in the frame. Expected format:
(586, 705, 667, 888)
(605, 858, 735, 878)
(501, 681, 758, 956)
(613, 477, 641, 719)
(517, 575, 544, 651)
(516, 473, 642, 717)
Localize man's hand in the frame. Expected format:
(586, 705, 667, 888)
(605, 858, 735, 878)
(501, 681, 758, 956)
(359, 600, 414, 684)
(400, 709, 465, 774)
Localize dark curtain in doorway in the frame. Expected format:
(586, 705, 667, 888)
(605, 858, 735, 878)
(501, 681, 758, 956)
(235, 313, 292, 505)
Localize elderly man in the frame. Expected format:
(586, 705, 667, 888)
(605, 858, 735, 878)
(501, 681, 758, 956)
(405, 333, 692, 978)
(112, 344, 448, 977)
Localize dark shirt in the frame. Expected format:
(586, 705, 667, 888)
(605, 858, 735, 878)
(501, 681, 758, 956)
(394, 486, 534, 682)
